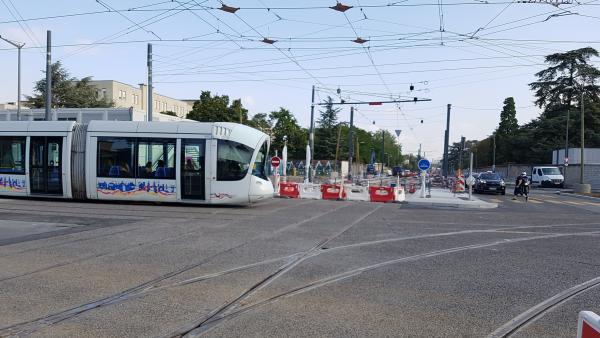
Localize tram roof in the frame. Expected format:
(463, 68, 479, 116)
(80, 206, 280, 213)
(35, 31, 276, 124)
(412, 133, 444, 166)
(0, 121, 76, 133)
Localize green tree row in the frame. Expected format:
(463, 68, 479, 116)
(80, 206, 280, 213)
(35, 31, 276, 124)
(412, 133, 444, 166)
(450, 47, 600, 169)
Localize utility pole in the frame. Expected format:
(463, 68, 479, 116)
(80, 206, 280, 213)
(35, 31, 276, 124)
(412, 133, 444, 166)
(45, 30, 52, 121)
(381, 130, 385, 174)
(0, 35, 24, 120)
(309, 85, 315, 180)
(459, 136, 465, 173)
(348, 106, 354, 180)
(492, 133, 496, 172)
(564, 106, 570, 181)
(442, 104, 451, 178)
(147, 43, 153, 122)
(417, 144, 422, 161)
(580, 91, 585, 184)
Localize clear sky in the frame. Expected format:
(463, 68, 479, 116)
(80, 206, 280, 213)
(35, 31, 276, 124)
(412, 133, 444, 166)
(1, 0, 599, 159)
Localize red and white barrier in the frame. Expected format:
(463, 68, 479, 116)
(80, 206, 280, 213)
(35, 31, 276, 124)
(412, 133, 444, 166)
(278, 182, 299, 198)
(298, 183, 321, 199)
(369, 186, 395, 203)
(321, 184, 346, 200)
(394, 186, 406, 202)
(345, 185, 370, 201)
(578, 311, 600, 338)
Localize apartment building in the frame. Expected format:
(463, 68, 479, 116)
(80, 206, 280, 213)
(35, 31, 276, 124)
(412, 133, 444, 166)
(88, 80, 193, 118)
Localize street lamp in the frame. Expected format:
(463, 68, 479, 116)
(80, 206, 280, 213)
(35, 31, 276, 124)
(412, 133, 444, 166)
(0, 35, 25, 120)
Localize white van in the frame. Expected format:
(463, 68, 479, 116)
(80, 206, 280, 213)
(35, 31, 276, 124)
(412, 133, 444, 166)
(531, 166, 564, 188)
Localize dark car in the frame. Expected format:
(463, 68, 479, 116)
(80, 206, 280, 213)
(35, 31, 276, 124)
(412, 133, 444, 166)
(474, 172, 506, 195)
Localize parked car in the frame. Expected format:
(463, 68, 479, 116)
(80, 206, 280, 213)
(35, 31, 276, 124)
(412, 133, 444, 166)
(474, 172, 506, 195)
(531, 166, 564, 188)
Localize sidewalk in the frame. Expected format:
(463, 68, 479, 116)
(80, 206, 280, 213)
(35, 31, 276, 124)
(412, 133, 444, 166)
(404, 188, 498, 209)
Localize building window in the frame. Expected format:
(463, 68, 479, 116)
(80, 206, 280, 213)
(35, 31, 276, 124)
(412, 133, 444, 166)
(137, 139, 176, 179)
(216, 140, 253, 181)
(123, 91, 127, 100)
(102, 88, 107, 99)
(97, 137, 135, 178)
(0, 137, 25, 174)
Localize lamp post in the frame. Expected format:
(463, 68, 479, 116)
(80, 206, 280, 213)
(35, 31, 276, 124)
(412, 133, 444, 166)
(0, 35, 25, 120)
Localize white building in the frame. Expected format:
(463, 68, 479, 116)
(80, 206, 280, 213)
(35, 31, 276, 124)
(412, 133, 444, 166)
(87, 80, 194, 118)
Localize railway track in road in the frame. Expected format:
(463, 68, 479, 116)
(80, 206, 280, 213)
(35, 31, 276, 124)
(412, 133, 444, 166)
(2, 202, 599, 337)
(0, 200, 348, 337)
(487, 276, 600, 337)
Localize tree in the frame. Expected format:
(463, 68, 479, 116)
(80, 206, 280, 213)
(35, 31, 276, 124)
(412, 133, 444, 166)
(495, 97, 519, 163)
(528, 47, 600, 161)
(246, 113, 271, 133)
(268, 108, 307, 159)
(186, 91, 248, 123)
(27, 61, 113, 108)
(314, 96, 341, 159)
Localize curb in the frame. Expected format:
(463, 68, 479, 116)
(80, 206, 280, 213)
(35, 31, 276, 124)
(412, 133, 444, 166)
(559, 192, 600, 202)
(402, 201, 498, 210)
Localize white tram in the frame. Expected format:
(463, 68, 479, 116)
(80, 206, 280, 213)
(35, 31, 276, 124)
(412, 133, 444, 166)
(0, 121, 273, 205)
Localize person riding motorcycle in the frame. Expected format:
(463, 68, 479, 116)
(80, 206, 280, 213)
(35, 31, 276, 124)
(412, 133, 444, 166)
(513, 172, 529, 200)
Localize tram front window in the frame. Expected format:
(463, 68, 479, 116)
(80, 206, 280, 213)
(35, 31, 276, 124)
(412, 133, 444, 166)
(216, 140, 253, 181)
(252, 141, 269, 180)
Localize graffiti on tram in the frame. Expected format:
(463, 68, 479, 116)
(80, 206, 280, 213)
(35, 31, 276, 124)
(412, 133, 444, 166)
(0, 175, 26, 192)
(97, 180, 176, 197)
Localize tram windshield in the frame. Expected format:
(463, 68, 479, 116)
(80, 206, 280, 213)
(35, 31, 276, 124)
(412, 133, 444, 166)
(217, 140, 253, 181)
(252, 141, 269, 180)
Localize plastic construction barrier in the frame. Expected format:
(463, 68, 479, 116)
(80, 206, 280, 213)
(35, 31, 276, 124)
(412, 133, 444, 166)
(453, 176, 465, 193)
(320, 184, 346, 200)
(345, 185, 370, 201)
(394, 186, 406, 202)
(578, 311, 600, 338)
(279, 182, 299, 198)
(298, 183, 322, 199)
(369, 186, 395, 203)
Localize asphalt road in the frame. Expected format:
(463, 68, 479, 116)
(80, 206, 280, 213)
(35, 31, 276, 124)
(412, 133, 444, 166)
(0, 191, 599, 337)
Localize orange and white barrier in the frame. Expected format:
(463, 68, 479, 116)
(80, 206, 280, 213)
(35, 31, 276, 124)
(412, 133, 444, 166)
(578, 311, 600, 338)
(321, 184, 346, 200)
(369, 186, 395, 203)
(278, 182, 299, 198)
(298, 183, 321, 199)
(453, 176, 465, 193)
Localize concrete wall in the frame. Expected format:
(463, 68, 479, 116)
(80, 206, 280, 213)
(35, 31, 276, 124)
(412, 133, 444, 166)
(476, 163, 600, 190)
(563, 165, 600, 190)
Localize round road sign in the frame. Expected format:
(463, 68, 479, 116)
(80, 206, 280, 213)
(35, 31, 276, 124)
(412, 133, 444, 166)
(417, 159, 430, 171)
(271, 156, 281, 167)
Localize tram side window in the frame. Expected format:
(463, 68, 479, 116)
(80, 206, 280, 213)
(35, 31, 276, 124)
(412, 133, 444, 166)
(97, 138, 134, 178)
(137, 139, 176, 179)
(0, 137, 25, 174)
(252, 141, 269, 180)
(217, 140, 253, 181)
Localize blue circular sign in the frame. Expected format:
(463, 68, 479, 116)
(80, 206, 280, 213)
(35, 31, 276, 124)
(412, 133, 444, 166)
(418, 159, 430, 171)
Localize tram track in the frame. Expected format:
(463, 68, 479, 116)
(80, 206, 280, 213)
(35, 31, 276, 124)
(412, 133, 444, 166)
(0, 200, 351, 336)
(2, 200, 598, 337)
(0, 199, 319, 281)
(487, 276, 600, 338)
(170, 230, 600, 337)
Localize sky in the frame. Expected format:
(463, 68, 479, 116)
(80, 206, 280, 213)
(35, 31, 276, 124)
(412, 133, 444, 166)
(1, 0, 600, 160)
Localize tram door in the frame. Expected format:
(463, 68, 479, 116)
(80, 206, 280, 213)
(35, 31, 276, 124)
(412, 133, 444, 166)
(181, 139, 205, 200)
(30, 137, 63, 195)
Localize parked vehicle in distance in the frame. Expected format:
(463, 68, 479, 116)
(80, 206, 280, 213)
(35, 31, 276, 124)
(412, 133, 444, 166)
(531, 166, 564, 188)
(474, 172, 506, 195)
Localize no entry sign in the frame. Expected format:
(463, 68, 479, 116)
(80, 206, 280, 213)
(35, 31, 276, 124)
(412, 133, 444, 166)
(271, 156, 281, 167)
